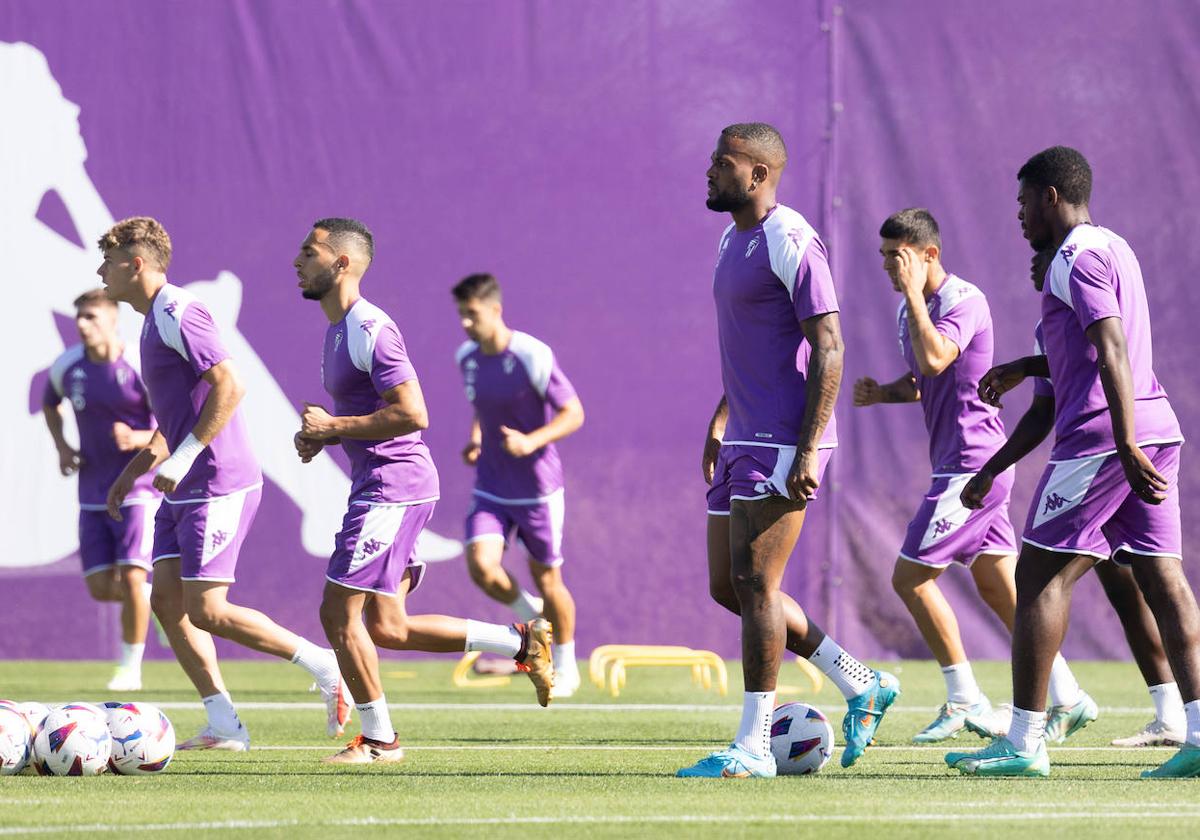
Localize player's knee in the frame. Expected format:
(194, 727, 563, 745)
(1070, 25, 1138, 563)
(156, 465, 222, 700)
(365, 614, 408, 647)
(730, 570, 769, 602)
(149, 585, 181, 622)
(708, 577, 739, 612)
(318, 597, 348, 639)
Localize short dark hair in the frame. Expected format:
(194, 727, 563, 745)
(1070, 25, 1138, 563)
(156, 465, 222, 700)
(73, 288, 117, 310)
(451, 273, 502, 303)
(1017, 146, 1092, 205)
(720, 122, 787, 167)
(313, 217, 374, 263)
(879, 208, 941, 249)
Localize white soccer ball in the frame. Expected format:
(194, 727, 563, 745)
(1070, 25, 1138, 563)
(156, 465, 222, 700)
(17, 703, 51, 733)
(770, 702, 834, 775)
(103, 702, 175, 775)
(0, 706, 33, 775)
(32, 703, 112, 776)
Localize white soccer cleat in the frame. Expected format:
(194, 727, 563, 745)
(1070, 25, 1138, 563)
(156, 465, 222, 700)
(1111, 719, 1184, 748)
(550, 669, 581, 699)
(106, 666, 143, 692)
(177, 725, 250, 752)
(320, 675, 353, 739)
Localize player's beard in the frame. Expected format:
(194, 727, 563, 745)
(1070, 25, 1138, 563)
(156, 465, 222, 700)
(706, 185, 753, 213)
(301, 269, 336, 301)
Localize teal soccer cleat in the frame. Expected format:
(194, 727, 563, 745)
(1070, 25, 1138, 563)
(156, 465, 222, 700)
(1044, 692, 1098, 743)
(1141, 744, 1200, 779)
(840, 671, 900, 767)
(913, 696, 993, 744)
(945, 736, 1050, 777)
(676, 745, 776, 778)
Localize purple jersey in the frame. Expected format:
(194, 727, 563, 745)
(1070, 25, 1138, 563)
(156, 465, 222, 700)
(456, 331, 578, 502)
(139, 284, 261, 501)
(43, 346, 158, 508)
(713, 204, 839, 449)
(1040, 225, 1182, 459)
(897, 275, 1007, 474)
(321, 298, 439, 504)
(1032, 321, 1055, 398)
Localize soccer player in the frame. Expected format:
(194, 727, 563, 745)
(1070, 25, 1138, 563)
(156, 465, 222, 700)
(451, 274, 585, 697)
(677, 123, 899, 779)
(853, 209, 1088, 743)
(99, 217, 348, 751)
(292, 219, 555, 765)
(42, 289, 158, 691)
(946, 147, 1200, 778)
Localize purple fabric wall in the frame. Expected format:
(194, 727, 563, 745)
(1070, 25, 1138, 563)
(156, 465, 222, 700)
(1, 0, 1196, 662)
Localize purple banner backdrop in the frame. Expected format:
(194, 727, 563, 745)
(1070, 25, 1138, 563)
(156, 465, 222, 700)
(1, 1, 1196, 662)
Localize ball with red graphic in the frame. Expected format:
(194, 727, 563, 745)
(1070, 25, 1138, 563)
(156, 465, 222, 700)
(769, 702, 834, 774)
(32, 703, 112, 776)
(103, 701, 175, 775)
(0, 705, 33, 775)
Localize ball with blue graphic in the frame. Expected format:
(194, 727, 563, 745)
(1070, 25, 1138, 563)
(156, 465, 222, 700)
(104, 702, 175, 775)
(0, 705, 33, 775)
(32, 703, 112, 776)
(769, 702, 834, 774)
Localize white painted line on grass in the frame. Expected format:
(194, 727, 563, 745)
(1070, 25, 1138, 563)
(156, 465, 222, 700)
(248, 744, 1174, 753)
(145, 701, 1157, 714)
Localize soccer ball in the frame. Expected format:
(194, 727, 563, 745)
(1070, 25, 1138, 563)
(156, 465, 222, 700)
(18, 703, 51, 732)
(0, 706, 33, 775)
(770, 702, 834, 774)
(103, 702, 175, 775)
(32, 704, 112, 776)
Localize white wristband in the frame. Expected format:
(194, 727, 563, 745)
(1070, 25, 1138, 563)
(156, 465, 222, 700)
(156, 433, 205, 484)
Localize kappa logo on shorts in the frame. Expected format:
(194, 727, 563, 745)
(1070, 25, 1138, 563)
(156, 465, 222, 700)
(932, 518, 955, 537)
(358, 538, 387, 557)
(210, 530, 230, 549)
(1042, 492, 1070, 514)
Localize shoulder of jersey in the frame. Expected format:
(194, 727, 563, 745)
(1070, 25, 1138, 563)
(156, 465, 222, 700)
(1047, 226, 1122, 301)
(455, 339, 480, 365)
(507, 331, 555, 394)
(938, 274, 985, 310)
(345, 298, 396, 333)
(762, 205, 816, 249)
(48, 344, 87, 394)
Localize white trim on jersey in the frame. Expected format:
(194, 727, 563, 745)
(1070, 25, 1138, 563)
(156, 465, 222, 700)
(716, 222, 736, 262)
(762, 205, 816, 298)
(152, 285, 194, 361)
(455, 340, 478, 366)
(344, 298, 395, 375)
(472, 487, 563, 506)
(721, 439, 838, 450)
(896, 275, 982, 354)
(1046, 225, 1123, 310)
(507, 331, 555, 399)
(48, 344, 86, 397)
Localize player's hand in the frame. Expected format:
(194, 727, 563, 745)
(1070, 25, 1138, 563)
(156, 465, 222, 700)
(106, 474, 133, 521)
(894, 246, 927, 296)
(294, 432, 325, 463)
(499, 425, 537, 457)
(152, 473, 178, 494)
(57, 444, 81, 476)
(960, 469, 995, 510)
(786, 448, 820, 506)
(1118, 444, 1169, 504)
(462, 441, 482, 466)
(977, 361, 1027, 408)
(701, 436, 721, 485)
(853, 376, 883, 406)
(301, 402, 339, 440)
(111, 421, 137, 452)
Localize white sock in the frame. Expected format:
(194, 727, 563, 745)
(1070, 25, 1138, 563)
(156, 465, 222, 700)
(808, 636, 875, 699)
(1185, 700, 1200, 748)
(1007, 706, 1045, 753)
(733, 690, 775, 758)
(119, 642, 145, 671)
(552, 641, 578, 676)
(941, 662, 981, 705)
(465, 620, 522, 658)
(1149, 682, 1186, 729)
(1048, 653, 1083, 708)
(507, 589, 542, 622)
(290, 639, 340, 685)
(356, 697, 394, 743)
(201, 692, 243, 736)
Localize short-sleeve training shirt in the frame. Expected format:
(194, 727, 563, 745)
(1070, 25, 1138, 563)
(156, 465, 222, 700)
(457, 331, 578, 501)
(139, 284, 261, 501)
(713, 204, 839, 449)
(321, 298, 439, 504)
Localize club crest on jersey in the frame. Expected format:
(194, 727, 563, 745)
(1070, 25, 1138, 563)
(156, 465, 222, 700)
(744, 236, 760, 258)
(116, 367, 130, 387)
(503, 356, 515, 374)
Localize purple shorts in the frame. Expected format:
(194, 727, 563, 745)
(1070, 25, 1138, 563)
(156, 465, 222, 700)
(1023, 443, 1182, 563)
(151, 486, 262, 582)
(79, 504, 156, 576)
(706, 445, 834, 514)
(465, 491, 565, 567)
(326, 500, 435, 596)
(899, 469, 1018, 568)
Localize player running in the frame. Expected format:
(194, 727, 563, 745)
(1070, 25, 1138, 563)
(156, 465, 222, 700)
(42, 289, 159, 691)
(100, 217, 348, 751)
(678, 123, 898, 779)
(452, 273, 585, 697)
(853, 209, 1087, 743)
(292, 219, 554, 765)
(946, 147, 1200, 778)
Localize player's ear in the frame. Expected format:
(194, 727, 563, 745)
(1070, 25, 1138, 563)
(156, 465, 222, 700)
(1045, 186, 1060, 208)
(750, 162, 769, 188)
(131, 254, 144, 274)
(925, 243, 940, 263)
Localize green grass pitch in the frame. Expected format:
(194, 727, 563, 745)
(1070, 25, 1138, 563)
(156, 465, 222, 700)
(1, 658, 1196, 838)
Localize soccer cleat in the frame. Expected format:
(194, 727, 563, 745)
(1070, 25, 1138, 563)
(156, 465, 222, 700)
(946, 736, 1050, 777)
(840, 671, 900, 767)
(964, 702, 1012, 740)
(1141, 744, 1200, 779)
(322, 733, 405, 765)
(550, 668, 582, 699)
(1112, 719, 1185, 748)
(913, 696, 993, 744)
(676, 745, 776, 778)
(106, 666, 142, 692)
(1044, 692, 1099, 743)
(319, 674, 353, 739)
(515, 618, 555, 707)
(177, 725, 250, 752)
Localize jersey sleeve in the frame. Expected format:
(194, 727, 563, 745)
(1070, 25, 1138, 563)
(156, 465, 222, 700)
(544, 355, 578, 410)
(934, 293, 986, 353)
(178, 304, 231, 377)
(370, 323, 418, 395)
(793, 238, 839, 323)
(1031, 321, 1054, 397)
(1068, 249, 1122, 330)
(41, 375, 62, 407)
